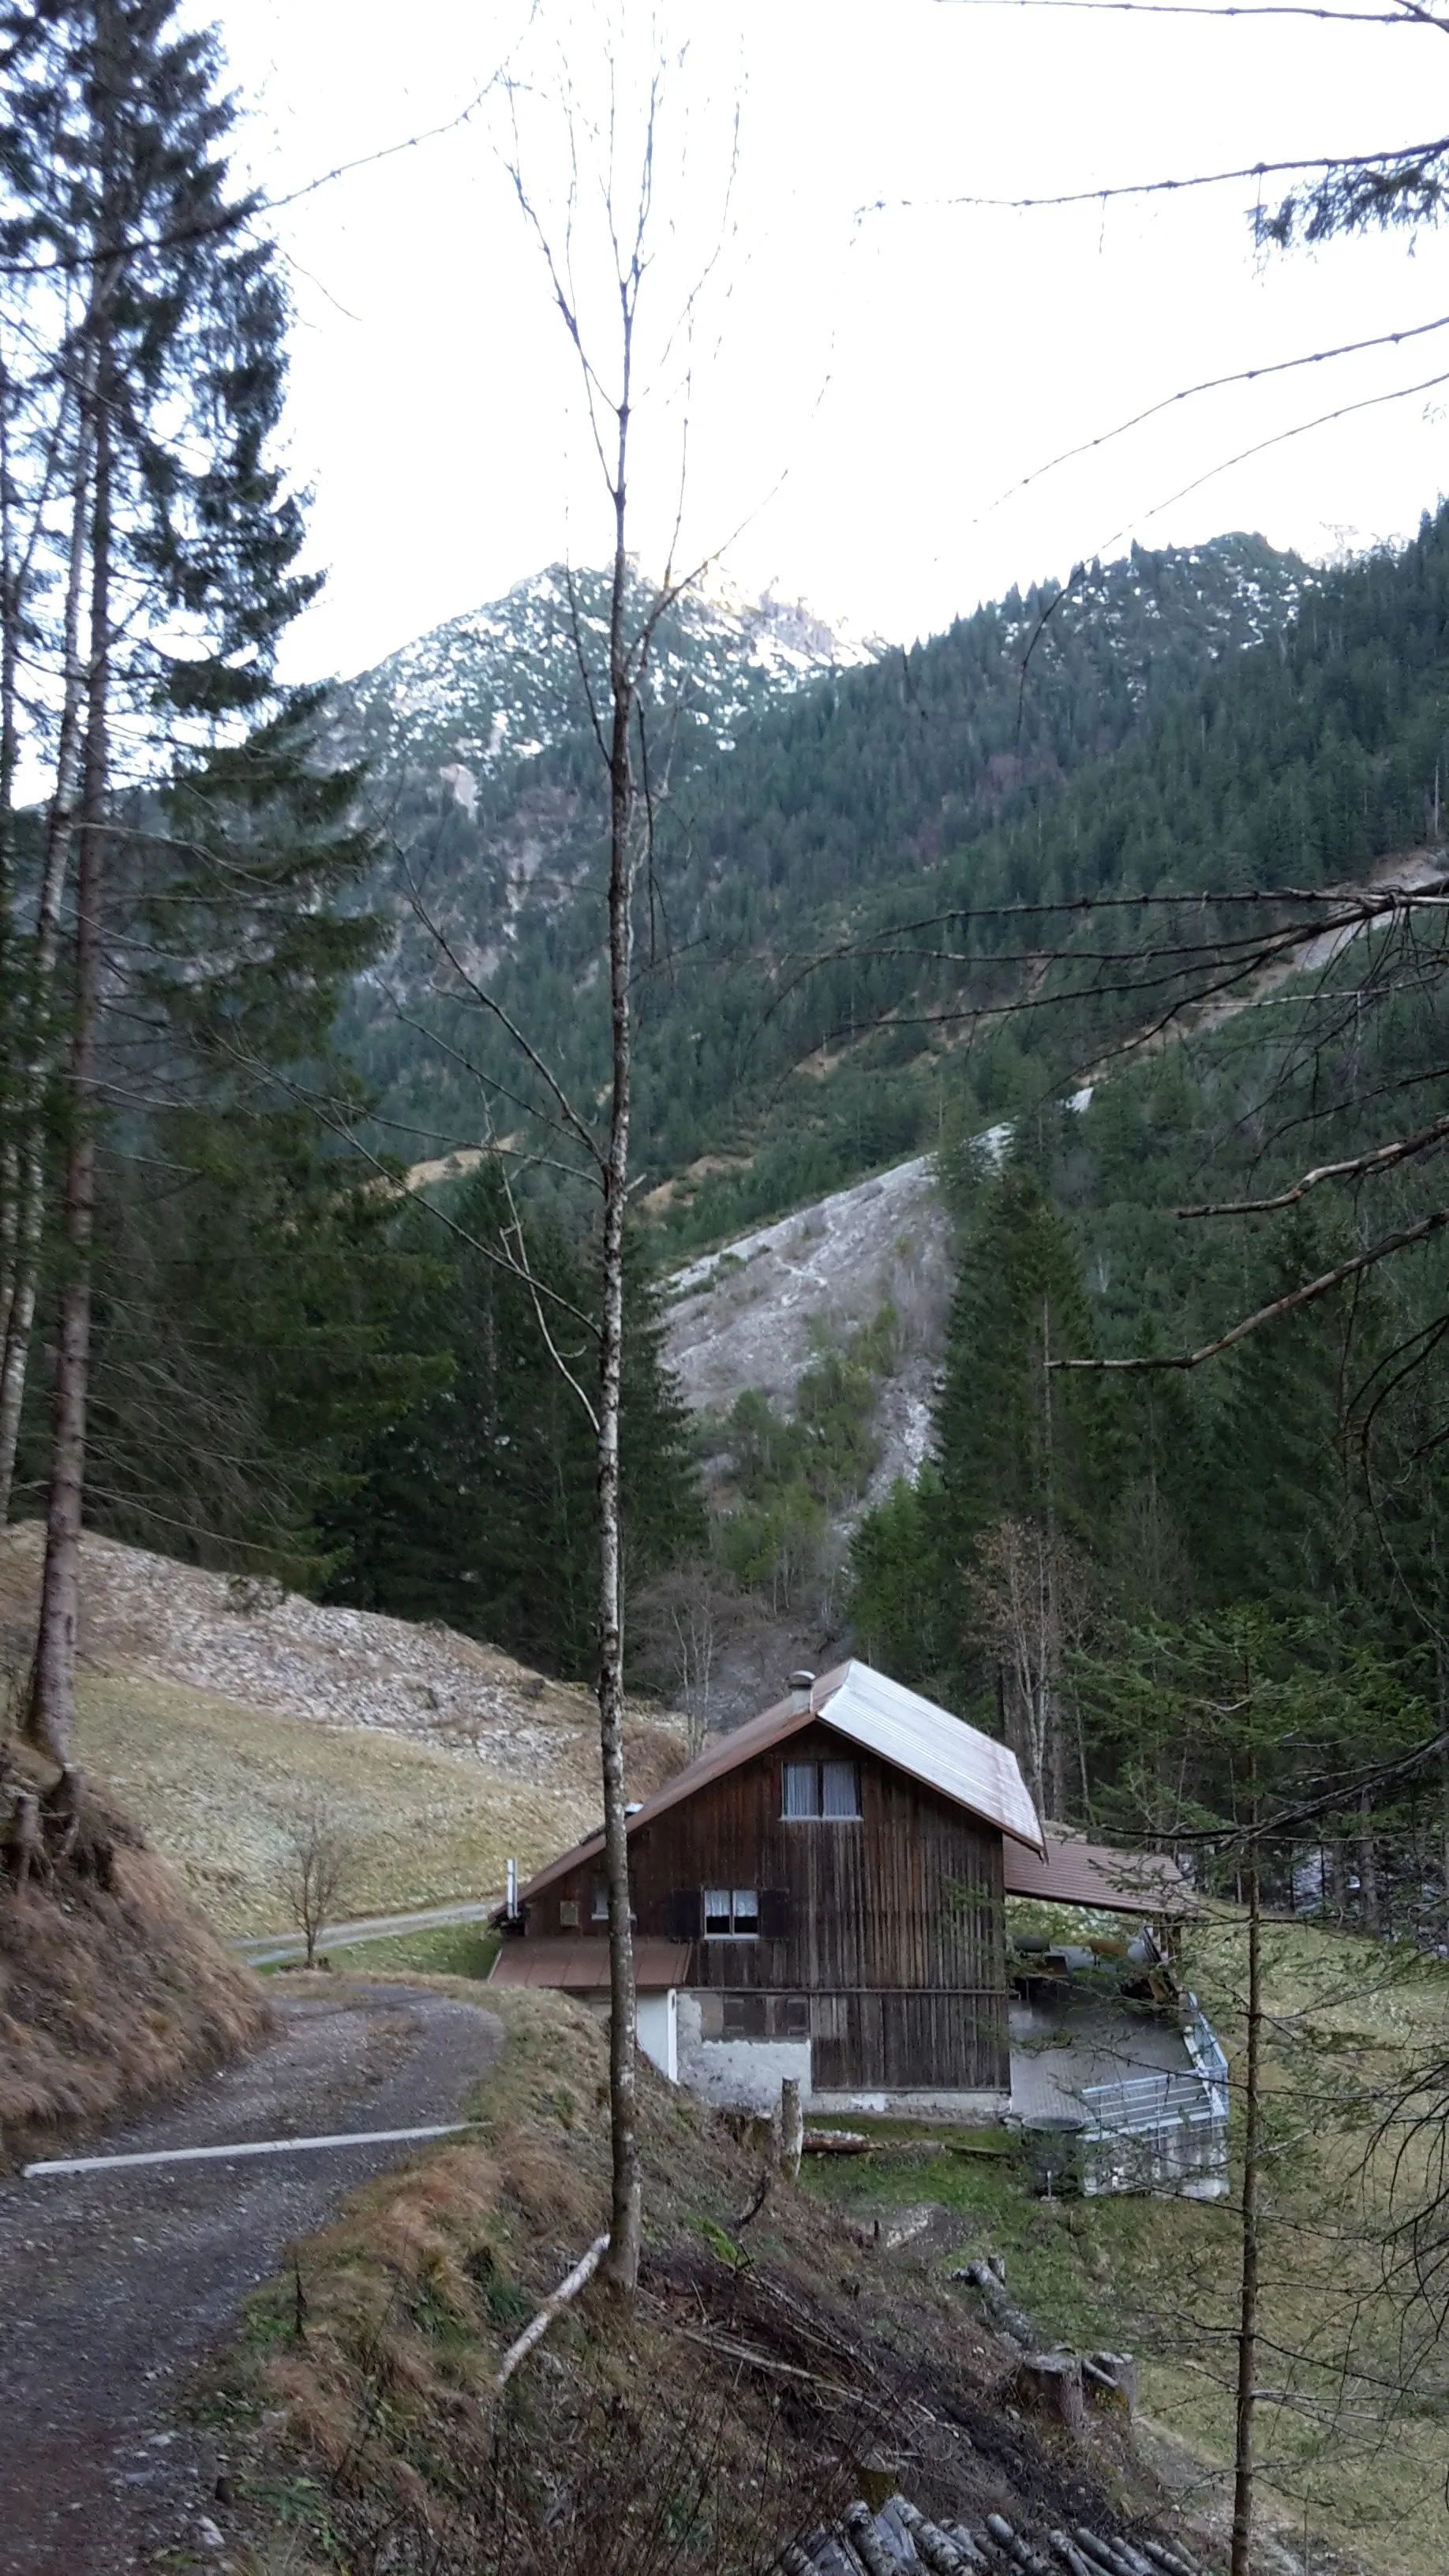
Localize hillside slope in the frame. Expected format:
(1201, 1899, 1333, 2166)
(0, 1527, 686, 1934)
(338, 534, 1312, 1206)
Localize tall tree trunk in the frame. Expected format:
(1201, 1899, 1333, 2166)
(597, 374, 641, 2296)
(1231, 1794, 1263, 2576)
(28, 384, 110, 1771)
(0, 342, 98, 1528)
(1357, 1783, 1380, 1934)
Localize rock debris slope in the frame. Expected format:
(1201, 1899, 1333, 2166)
(0, 1526, 686, 1934)
(662, 1153, 953, 1507)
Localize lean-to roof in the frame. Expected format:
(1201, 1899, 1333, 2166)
(517, 1659, 1044, 1907)
(1003, 1836, 1195, 1917)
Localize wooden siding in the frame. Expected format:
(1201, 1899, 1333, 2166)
(531, 1727, 1009, 2088)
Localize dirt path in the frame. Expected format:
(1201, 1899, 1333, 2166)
(0, 1983, 501, 2575)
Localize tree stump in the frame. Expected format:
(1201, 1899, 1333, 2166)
(1085, 2350, 1139, 2416)
(1013, 2352, 1085, 2436)
(778, 2075, 803, 2181)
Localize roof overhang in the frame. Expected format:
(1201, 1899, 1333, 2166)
(489, 1937, 690, 1990)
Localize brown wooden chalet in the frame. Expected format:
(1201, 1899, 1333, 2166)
(492, 1661, 1046, 2114)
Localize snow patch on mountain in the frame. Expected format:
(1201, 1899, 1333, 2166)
(342, 563, 878, 777)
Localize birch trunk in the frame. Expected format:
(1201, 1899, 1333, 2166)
(28, 382, 110, 1772)
(1230, 1798, 1263, 2576)
(597, 358, 641, 2295)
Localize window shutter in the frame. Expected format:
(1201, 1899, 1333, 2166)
(759, 1888, 790, 1941)
(667, 1887, 702, 1941)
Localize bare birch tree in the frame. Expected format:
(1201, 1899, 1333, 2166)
(485, 32, 739, 2292)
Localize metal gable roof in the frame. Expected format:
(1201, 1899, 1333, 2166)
(516, 1659, 1044, 1906)
(818, 1661, 1044, 1854)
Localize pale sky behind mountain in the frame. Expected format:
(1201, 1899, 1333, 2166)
(217, 0, 1449, 680)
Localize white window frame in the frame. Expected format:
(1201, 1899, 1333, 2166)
(702, 1887, 759, 1938)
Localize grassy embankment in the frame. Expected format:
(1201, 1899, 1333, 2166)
(73, 1671, 599, 1936)
(0, 1751, 266, 2161)
(808, 1913, 1449, 2576)
(209, 1981, 1168, 2576)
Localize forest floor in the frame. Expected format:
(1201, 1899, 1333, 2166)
(0, 1979, 501, 2576)
(0, 1526, 686, 1934)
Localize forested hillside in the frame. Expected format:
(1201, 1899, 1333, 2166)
(339, 534, 1313, 1237)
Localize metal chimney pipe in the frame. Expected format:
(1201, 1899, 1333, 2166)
(506, 1856, 518, 1919)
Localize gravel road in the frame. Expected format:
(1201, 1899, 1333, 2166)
(0, 1983, 502, 2575)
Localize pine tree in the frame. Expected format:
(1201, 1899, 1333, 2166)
(0, 2, 385, 1764)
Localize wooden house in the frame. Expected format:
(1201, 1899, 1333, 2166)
(491, 1660, 1046, 2115)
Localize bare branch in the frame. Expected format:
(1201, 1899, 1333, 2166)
(1055, 1208, 1449, 1372)
(1179, 1110, 1449, 1216)
(859, 133, 1449, 220)
(984, 309, 1449, 519)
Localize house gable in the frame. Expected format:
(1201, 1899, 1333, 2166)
(532, 1720, 1009, 2091)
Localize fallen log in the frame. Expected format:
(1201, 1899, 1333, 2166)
(1082, 2352, 1138, 2417)
(953, 2257, 1035, 2346)
(1140, 2544, 1202, 2576)
(1048, 2536, 1099, 2576)
(843, 2500, 904, 2574)
(895, 2496, 980, 2571)
(804, 2129, 872, 2155)
(986, 2515, 1056, 2575)
(495, 2232, 608, 2391)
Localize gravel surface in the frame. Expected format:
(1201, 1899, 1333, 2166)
(0, 1984, 501, 2575)
(0, 1522, 601, 1777)
(663, 1154, 952, 1503)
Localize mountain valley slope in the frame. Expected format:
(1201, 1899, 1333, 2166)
(0, 1526, 686, 1934)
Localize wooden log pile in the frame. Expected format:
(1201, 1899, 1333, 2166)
(777, 2492, 1211, 2576)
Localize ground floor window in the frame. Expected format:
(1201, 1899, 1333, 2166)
(703, 1887, 758, 1937)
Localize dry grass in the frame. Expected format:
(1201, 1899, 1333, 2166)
(214, 1984, 1182, 2576)
(72, 1670, 601, 1936)
(0, 1525, 685, 1938)
(0, 1750, 267, 2161)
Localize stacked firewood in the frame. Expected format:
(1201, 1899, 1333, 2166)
(781, 2493, 1208, 2576)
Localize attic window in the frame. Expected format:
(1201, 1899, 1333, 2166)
(783, 1758, 860, 1821)
(703, 1888, 758, 1938)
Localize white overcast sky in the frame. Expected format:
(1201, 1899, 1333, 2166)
(214, 0, 1449, 680)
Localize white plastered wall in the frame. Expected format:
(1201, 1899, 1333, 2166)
(675, 1991, 811, 2113)
(635, 1988, 679, 2084)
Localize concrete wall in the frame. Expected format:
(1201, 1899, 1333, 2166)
(636, 1988, 678, 2084)
(676, 1990, 811, 2113)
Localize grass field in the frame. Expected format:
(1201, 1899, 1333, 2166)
(75, 1671, 601, 1937)
(268, 1925, 503, 1979)
(807, 1915, 1449, 2576)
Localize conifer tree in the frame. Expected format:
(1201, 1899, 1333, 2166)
(0, 2, 384, 1765)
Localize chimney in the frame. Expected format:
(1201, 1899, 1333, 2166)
(505, 1856, 518, 1920)
(788, 1670, 815, 1714)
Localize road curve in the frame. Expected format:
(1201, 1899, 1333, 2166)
(0, 1983, 501, 2575)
